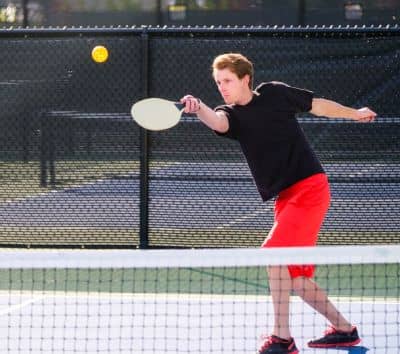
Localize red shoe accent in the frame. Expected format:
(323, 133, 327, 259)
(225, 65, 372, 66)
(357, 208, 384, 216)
(259, 335, 299, 354)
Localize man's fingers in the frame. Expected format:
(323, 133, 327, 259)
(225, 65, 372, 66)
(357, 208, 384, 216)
(181, 96, 200, 113)
(181, 96, 193, 113)
(358, 115, 375, 123)
(356, 108, 377, 123)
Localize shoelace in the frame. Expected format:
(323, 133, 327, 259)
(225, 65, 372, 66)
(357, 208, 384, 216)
(324, 326, 338, 336)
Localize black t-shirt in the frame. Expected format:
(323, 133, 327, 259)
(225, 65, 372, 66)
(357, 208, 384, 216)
(215, 81, 324, 201)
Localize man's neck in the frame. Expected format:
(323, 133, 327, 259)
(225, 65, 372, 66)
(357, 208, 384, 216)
(235, 89, 254, 105)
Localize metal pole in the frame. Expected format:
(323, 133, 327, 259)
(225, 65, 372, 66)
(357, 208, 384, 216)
(21, 0, 29, 162)
(156, 0, 163, 26)
(139, 29, 150, 249)
(298, 0, 306, 26)
(22, 0, 28, 27)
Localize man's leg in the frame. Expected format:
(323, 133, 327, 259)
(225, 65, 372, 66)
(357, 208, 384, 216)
(267, 265, 293, 339)
(291, 276, 352, 331)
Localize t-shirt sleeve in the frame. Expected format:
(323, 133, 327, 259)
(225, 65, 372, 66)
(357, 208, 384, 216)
(273, 82, 314, 113)
(213, 105, 239, 140)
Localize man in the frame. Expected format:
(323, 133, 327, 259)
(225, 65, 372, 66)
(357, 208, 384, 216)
(181, 53, 376, 354)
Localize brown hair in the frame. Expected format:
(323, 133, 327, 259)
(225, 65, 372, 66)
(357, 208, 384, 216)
(212, 53, 254, 89)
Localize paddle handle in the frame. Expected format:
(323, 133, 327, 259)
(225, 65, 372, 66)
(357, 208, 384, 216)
(174, 102, 185, 110)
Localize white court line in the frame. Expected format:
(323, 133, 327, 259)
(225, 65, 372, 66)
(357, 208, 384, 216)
(1, 162, 173, 206)
(0, 294, 47, 315)
(2, 175, 133, 205)
(0, 290, 397, 305)
(216, 206, 269, 229)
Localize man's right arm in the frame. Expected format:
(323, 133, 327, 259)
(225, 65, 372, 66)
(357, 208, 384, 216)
(180, 95, 229, 133)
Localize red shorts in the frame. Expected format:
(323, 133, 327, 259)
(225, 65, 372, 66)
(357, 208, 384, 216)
(261, 173, 330, 278)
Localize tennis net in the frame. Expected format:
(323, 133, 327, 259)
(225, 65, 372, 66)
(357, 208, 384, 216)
(0, 245, 398, 354)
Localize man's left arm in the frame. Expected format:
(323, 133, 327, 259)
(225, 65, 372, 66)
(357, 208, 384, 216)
(310, 98, 377, 122)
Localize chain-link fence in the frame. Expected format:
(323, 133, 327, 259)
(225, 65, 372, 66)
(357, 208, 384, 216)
(0, 26, 399, 248)
(1, 1, 399, 27)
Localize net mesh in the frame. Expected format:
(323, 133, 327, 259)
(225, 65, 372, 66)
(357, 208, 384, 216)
(0, 245, 398, 353)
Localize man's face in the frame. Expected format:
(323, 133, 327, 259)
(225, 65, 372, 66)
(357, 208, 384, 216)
(213, 68, 250, 105)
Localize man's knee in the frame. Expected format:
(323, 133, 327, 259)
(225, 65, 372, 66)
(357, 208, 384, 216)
(292, 276, 307, 295)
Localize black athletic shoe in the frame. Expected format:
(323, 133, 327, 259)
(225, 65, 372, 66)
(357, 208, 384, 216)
(308, 325, 361, 348)
(258, 335, 299, 354)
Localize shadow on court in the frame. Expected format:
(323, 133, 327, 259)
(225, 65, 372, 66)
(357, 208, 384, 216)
(330, 346, 369, 353)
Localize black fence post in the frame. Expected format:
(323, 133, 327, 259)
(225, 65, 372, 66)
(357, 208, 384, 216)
(39, 113, 56, 188)
(156, 0, 163, 26)
(298, 0, 306, 26)
(22, 0, 29, 27)
(39, 113, 48, 187)
(139, 28, 150, 249)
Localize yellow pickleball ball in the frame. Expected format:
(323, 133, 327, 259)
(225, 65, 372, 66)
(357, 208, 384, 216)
(91, 45, 109, 63)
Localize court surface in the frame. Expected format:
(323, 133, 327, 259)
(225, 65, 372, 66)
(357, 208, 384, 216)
(0, 162, 399, 232)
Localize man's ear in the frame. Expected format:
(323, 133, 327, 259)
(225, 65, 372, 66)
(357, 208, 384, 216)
(242, 74, 250, 87)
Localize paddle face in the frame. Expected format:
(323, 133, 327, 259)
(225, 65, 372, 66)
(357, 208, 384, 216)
(131, 98, 184, 131)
